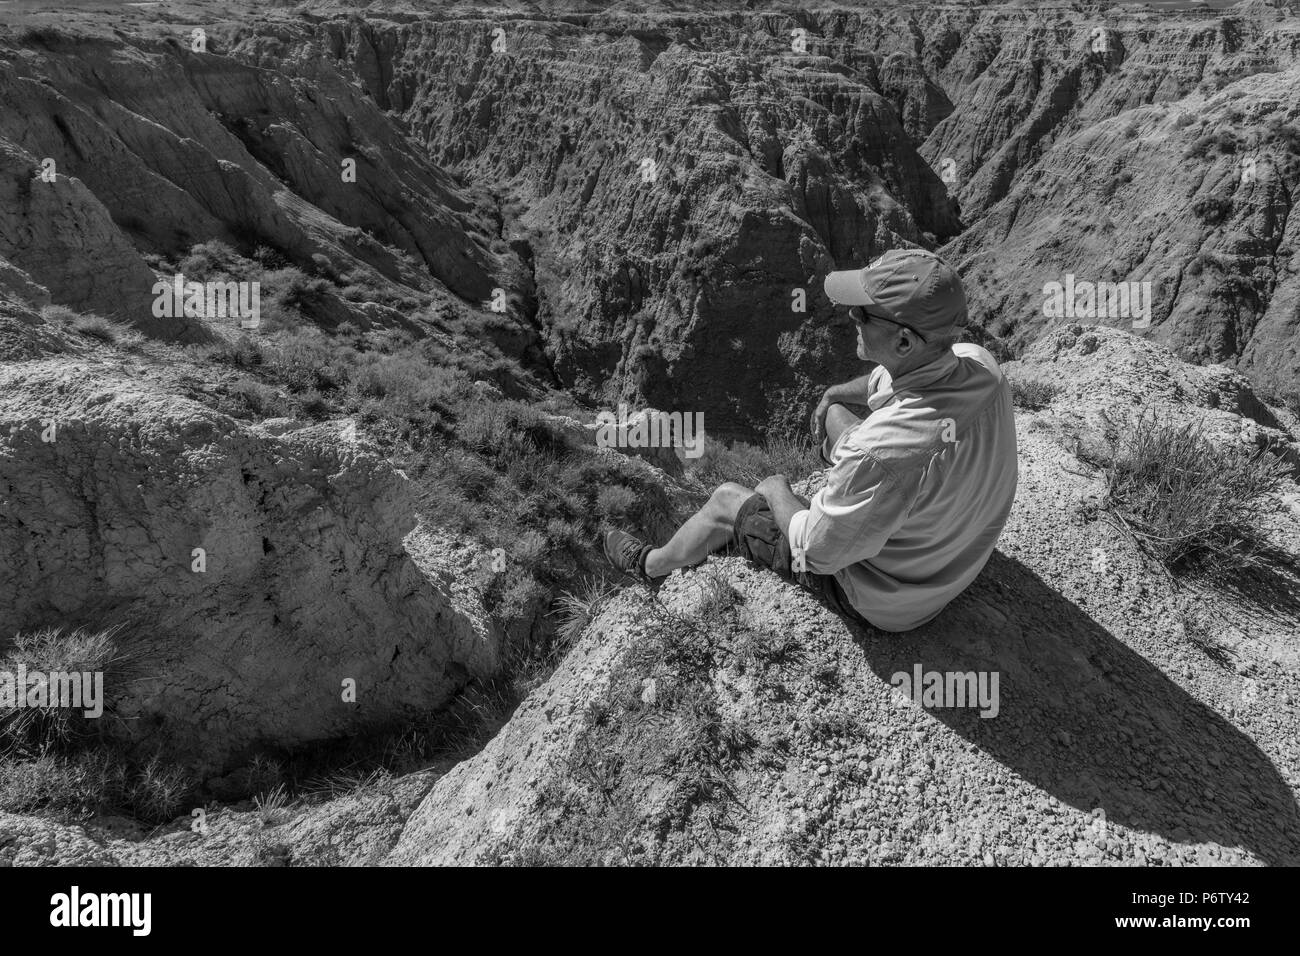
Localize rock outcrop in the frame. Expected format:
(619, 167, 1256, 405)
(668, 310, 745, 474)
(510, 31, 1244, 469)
(0, 289, 74, 362)
(0, 138, 168, 330)
(945, 65, 1300, 389)
(383, 326, 1300, 866)
(0, 22, 499, 341)
(0, 360, 503, 772)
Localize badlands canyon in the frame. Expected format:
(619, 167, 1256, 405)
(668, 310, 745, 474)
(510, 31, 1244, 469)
(0, 0, 1298, 867)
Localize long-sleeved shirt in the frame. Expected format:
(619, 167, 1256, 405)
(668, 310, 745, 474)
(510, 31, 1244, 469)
(787, 343, 1018, 632)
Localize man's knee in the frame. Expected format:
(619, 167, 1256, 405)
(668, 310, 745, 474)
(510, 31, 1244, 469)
(707, 482, 753, 522)
(824, 403, 863, 447)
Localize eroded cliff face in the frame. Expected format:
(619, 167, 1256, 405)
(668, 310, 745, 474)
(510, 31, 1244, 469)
(223, 1, 1300, 430)
(234, 13, 961, 439)
(0, 23, 499, 340)
(5, 2, 1297, 433)
(0, 359, 503, 773)
(947, 66, 1300, 382)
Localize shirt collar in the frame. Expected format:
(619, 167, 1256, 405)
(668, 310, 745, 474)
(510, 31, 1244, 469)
(870, 348, 960, 407)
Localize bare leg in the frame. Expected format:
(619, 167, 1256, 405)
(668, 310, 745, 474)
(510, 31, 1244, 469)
(644, 482, 753, 578)
(823, 403, 864, 452)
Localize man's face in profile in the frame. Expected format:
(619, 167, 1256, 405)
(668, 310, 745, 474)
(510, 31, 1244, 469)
(851, 307, 896, 363)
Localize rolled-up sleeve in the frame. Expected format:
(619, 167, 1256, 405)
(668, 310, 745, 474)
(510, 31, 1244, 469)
(787, 450, 920, 575)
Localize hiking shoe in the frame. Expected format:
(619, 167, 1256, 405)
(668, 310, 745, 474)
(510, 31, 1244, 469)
(603, 529, 654, 584)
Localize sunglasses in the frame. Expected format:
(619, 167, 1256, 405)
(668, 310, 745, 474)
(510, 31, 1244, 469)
(848, 306, 928, 344)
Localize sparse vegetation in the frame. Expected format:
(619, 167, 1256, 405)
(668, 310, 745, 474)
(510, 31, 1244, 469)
(72, 312, 117, 342)
(253, 784, 290, 826)
(1009, 378, 1062, 411)
(0, 750, 191, 823)
(482, 582, 767, 865)
(1082, 413, 1290, 571)
(163, 306, 689, 798)
(0, 625, 194, 825)
(689, 433, 823, 489)
(1256, 386, 1300, 421)
(553, 578, 618, 648)
(38, 304, 79, 326)
(0, 625, 130, 753)
(1192, 194, 1233, 225)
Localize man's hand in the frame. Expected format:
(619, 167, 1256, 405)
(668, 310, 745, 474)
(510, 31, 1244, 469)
(810, 373, 875, 442)
(755, 473, 791, 501)
(811, 389, 836, 443)
(755, 474, 806, 558)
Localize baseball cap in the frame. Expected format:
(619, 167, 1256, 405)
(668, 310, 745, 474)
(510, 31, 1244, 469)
(823, 249, 967, 337)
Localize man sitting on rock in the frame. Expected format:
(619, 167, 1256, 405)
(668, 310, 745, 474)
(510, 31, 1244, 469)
(602, 248, 1018, 633)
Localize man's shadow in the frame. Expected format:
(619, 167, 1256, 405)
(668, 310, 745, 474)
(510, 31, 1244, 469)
(843, 550, 1300, 865)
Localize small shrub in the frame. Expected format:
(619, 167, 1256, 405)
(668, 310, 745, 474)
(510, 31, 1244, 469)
(689, 434, 821, 489)
(220, 378, 284, 419)
(596, 484, 639, 520)
(39, 304, 79, 326)
(124, 755, 193, 823)
(179, 240, 243, 280)
(1009, 378, 1062, 411)
(1192, 195, 1233, 225)
(0, 750, 193, 825)
(1087, 413, 1289, 570)
(760, 434, 823, 478)
(72, 313, 117, 343)
(193, 334, 265, 368)
(552, 578, 617, 650)
(0, 752, 124, 818)
(253, 784, 290, 826)
(0, 625, 131, 754)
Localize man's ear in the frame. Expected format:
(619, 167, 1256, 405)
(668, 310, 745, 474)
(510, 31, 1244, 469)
(895, 329, 915, 356)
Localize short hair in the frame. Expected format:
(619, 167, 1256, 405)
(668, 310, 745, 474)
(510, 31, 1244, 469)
(924, 327, 959, 353)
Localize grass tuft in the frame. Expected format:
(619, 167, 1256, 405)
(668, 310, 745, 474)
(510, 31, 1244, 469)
(1009, 378, 1062, 411)
(1085, 413, 1289, 571)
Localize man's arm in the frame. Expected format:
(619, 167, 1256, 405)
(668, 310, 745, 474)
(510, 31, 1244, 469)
(754, 475, 805, 555)
(811, 372, 878, 442)
(786, 453, 920, 576)
(827, 372, 877, 405)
